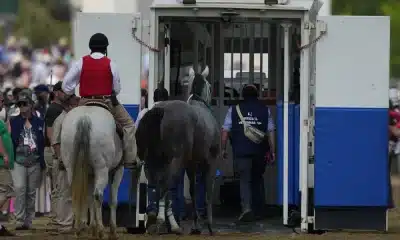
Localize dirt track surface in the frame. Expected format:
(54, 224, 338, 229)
(4, 177, 400, 239)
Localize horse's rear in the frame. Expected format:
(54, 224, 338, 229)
(61, 106, 124, 239)
(136, 100, 219, 234)
(136, 100, 196, 233)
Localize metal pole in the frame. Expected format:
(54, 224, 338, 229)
(319, 0, 331, 16)
(281, 22, 291, 226)
(164, 26, 171, 92)
(148, 9, 158, 108)
(299, 15, 310, 232)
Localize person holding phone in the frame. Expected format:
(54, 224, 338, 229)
(0, 118, 15, 236)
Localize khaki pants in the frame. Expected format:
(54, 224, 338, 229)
(79, 98, 138, 165)
(55, 169, 73, 228)
(44, 148, 58, 218)
(0, 169, 14, 203)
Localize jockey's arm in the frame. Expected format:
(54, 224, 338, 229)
(62, 59, 83, 95)
(110, 61, 121, 95)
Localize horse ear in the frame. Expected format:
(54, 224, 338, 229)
(201, 66, 209, 78)
(189, 67, 195, 77)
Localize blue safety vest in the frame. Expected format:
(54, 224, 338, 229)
(231, 100, 270, 157)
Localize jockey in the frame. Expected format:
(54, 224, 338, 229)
(61, 33, 138, 169)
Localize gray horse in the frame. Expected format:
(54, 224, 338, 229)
(136, 66, 221, 235)
(61, 106, 125, 239)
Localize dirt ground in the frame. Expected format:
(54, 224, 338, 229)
(4, 177, 400, 239)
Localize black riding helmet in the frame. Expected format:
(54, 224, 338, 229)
(89, 33, 109, 52)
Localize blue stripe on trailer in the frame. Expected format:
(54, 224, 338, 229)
(314, 107, 389, 207)
(104, 104, 140, 204)
(276, 102, 300, 206)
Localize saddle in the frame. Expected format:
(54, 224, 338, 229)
(83, 101, 124, 140)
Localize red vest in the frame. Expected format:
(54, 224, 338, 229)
(79, 55, 113, 97)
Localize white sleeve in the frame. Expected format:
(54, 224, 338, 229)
(135, 108, 148, 128)
(110, 61, 121, 95)
(62, 58, 83, 95)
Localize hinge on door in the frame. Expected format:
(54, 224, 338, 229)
(303, 22, 315, 30)
(303, 119, 309, 127)
(316, 20, 327, 34)
(132, 16, 140, 32)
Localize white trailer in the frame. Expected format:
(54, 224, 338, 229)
(74, 0, 390, 233)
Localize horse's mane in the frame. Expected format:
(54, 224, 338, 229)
(189, 73, 205, 96)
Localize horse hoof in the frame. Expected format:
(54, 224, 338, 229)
(146, 223, 168, 235)
(146, 224, 158, 235)
(90, 227, 96, 238)
(190, 228, 201, 235)
(156, 222, 169, 235)
(98, 230, 105, 239)
(171, 227, 183, 235)
(207, 224, 214, 236)
(108, 233, 118, 240)
(146, 213, 157, 228)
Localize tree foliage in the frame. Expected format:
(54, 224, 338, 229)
(332, 0, 400, 77)
(2, 0, 71, 48)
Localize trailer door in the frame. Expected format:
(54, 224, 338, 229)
(314, 16, 390, 231)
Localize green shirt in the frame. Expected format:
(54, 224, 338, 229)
(0, 120, 14, 169)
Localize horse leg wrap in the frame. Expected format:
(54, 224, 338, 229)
(157, 198, 166, 223)
(166, 199, 181, 234)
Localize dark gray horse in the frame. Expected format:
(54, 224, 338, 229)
(136, 66, 221, 235)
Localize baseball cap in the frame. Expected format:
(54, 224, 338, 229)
(17, 89, 33, 103)
(34, 84, 50, 93)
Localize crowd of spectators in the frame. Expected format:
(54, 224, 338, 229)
(0, 35, 74, 236)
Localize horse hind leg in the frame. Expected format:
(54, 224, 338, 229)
(93, 167, 109, 239)
(89, 198, 96, 238)
(146, 189, 168, 235)
(150, 169, 180, 235)
(204, 162, 217, 235)
(108, 166, 124, 240)
(166, 192, 182, 234)
(187, 169, 201, 235)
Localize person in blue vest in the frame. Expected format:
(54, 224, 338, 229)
(9, 90, 45, 230)
(221, 84, 275, 222)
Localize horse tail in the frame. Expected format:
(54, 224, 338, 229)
(71, 115, 92, 223)
(135, 107, 164, 161)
